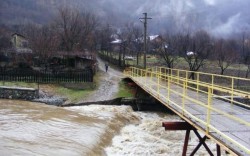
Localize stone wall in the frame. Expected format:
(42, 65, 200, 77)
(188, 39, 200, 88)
(0, 86, 38, 100)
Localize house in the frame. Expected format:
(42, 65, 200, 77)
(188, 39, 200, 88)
(133, 35, 164, 54)
(50, 50, 96, 71)
(110, 39, 123, 52)
(11, 33, 32, 53)
(148, 35, 165, 54)
(9, 33, 33, 66)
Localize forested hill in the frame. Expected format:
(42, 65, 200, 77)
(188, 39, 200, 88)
(1, 0, 250, 37)
(0, 0, 140, 26)
(0, 0, 89, 25)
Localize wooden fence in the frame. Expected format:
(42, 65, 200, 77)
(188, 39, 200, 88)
(0, 68, 93, 83)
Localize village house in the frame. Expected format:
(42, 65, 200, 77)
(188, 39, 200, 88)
(49, 50, 97, 73)
(9, 33, 33, 67)
(110, 34, 164, 56)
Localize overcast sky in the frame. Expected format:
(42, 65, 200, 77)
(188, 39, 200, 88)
(1, 0, 250, 37)
(93, 0, 250, 37)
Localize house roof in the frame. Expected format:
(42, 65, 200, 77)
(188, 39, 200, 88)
(149, 35, 160, 41)
(11, 33, 26, 39)
(110, 39, 122, 44)
(135, 35, 161, 43)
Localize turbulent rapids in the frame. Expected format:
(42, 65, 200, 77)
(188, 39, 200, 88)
(0, 99, 220, 156)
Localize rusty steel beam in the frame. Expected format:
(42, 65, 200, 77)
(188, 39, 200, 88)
(192, 129, 213, 156)
(182, 130, 191, 156)
(217, 144, 221, 156)
(162, 122, 217, 156)
(162, 122, 194, 131)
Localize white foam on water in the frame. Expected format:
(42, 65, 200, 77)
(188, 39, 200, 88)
(105, 111, 225, 156)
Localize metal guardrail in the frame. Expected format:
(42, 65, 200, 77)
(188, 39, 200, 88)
(124, 66, 250, 155)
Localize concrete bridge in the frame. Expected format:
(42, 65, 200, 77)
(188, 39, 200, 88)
(124, 67, 250, 156)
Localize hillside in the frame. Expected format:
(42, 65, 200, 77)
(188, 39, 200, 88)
(0, 0, 141, 26)
(1, 0, 250, 37)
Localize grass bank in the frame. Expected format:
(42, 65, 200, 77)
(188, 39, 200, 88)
(116, 79, 135, 98)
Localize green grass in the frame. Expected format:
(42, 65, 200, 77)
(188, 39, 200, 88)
(116, 80, 134, 98)
(54, 72, 103, 103)
(55, 86, 93, 103)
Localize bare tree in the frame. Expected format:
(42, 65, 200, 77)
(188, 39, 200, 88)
(157, 34, 179, 68)
(214, 39, 238, 75)
(0, 27, 12, 53)
(131, 25, 143, 65)
(116, 22, 138, 67)
(241, 33, 250, 78)
(98, 24, 114, 59)
(179, 30, 212, 79)
(79, 11, 98, 51)
(24, 24, 59, 64)
(56, 7, 98, 52)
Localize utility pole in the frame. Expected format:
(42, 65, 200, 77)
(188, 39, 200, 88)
(140, 12, 152, 69)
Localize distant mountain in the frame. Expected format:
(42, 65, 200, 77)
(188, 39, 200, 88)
(1, 0, 250, 37)
(0, 0, 87, 25)
(0, 0, 140, 25)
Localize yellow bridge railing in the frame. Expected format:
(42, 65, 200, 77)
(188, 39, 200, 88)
(124, 66, 250, 155)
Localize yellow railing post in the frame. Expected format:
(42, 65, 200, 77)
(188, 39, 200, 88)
(231, 78, 234, 104)
(150, 70, 153, 89)
(132, 67, 134, 77)
(186, 71, 188, 82)
(197, 73, 200, 93)
(170, 68, 173, 81)
(206, 87, 212, 134)
(211, 75, 214, 94)
(157, 72, 160, 97)
(182, 80, 187, 115)
(168, 73, 170, 102)
(177, 70, 180, 84)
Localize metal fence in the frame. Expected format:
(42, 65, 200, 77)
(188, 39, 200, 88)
(0, 68, 93, 83)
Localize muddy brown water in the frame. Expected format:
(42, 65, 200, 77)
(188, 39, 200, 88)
(0, 100, 121, 156)
(0, 99, 224, 156)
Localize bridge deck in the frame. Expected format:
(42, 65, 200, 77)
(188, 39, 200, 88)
(125, 67, 250, 156)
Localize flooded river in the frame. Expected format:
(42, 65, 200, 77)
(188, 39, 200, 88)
(0, 99, 221, 156)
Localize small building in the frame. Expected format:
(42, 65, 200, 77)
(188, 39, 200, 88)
(9, 33, 33, 66)
(51, 50, 96, 72)
(110, 39, 123, 52)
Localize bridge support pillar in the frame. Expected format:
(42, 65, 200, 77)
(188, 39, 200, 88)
(162, 121, 220, 156)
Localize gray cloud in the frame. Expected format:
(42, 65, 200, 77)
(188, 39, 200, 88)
(2, 0, 250, 37)
(96, 0, 250, 37)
